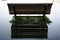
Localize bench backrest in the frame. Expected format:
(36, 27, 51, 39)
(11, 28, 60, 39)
(8, 4, 52, 14)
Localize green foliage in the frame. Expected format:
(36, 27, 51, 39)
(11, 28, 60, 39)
(10, 16, 52, 24)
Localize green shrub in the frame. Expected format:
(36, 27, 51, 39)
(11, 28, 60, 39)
(10, 16, 52, 24)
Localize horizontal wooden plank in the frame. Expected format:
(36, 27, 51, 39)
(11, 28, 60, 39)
(12, 23, 48, 28)
(10, 12, 50, 14)
(8, 4, 52, 14)
(11, 28, 48, 38)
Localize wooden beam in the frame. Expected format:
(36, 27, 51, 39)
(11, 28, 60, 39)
(8, 4, 52, 14)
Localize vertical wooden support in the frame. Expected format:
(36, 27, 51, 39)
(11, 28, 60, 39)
(13, 4, 17, 27)
(13, 4, 16, 19)
(43, 4, 47, 21)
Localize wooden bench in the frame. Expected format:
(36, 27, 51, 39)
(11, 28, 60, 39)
(8, 3, 52, 21)
(8, 3, 52, 16)
(8, 3, 52, 38)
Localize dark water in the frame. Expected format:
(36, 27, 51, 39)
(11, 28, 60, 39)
(0, 2, 60, 40)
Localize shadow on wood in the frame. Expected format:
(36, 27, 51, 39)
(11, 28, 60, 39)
(11, 22, 48, 38)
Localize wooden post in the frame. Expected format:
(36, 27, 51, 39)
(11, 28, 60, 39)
(43, 4, 47, 21)
(13, 4, 16, 19)
(13, 4, 17, 27)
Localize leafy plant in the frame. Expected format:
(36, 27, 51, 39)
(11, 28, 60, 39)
(10, 16, 52, 24)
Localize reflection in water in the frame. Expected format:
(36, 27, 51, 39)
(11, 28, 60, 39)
(11, 16, 51, 38)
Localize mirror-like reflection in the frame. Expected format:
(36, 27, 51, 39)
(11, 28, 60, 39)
(11, 16, 51, 38)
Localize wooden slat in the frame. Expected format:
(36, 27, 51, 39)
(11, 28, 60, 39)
(8, 4, 52, 14)
(11, 27, 48, 38)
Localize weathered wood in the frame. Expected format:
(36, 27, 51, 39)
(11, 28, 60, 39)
(8, 4, 52, 14)
(8, 4, 51, 38)
(11, 23, 48, 38)
(12, 23, 48, 28)
(11, 28, 48, 38)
